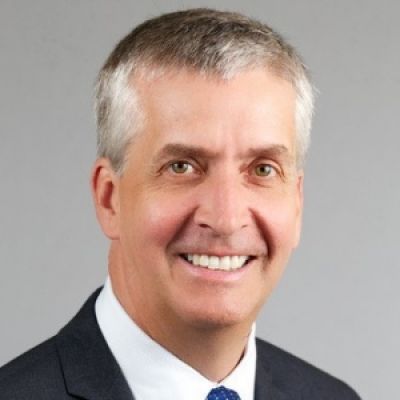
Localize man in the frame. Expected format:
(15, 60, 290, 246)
(0, 8, 360, 400)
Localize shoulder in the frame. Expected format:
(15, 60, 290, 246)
(256, 338, 361, 399)
(0, 288, 104, 400)
(0, 336, 71, 399)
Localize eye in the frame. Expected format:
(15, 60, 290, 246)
(254, 163, 276, 177)
(169, 161, 194, 174)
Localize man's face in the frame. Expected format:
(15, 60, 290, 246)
(109, 68, 303, 332)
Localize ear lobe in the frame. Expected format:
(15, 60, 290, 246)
(91, 158, 120, 240)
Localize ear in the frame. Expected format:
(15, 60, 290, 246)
(91, 158, 120, 240)
(293, 171, 304, 248)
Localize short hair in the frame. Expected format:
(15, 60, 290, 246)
(94, 8, 314, 174)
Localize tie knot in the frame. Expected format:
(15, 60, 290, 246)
(206, 386, 241, 400)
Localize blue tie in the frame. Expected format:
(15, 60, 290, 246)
(206, 386, 241, 400)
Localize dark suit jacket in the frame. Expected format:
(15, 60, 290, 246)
(0, 289, 361, 399)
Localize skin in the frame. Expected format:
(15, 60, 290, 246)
(91, 67, 303, 381)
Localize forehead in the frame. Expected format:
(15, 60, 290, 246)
(132, 67, 297, 158)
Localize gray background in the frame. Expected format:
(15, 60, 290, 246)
(1, 1, 398, 398)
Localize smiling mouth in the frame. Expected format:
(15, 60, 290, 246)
(180, 254, 255, 271)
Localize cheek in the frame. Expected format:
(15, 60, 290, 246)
(121, 190, 196, 248)
(273, 208, 299, 247)
(256, 194, 300, 253)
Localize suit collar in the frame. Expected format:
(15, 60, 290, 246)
(54, 288, 289, 400)
(255, 340, 290, 400)
(55, 288, 134, 400)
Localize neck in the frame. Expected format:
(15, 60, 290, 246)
(109, 243, 253, 382)
(155, 321, 252, 382)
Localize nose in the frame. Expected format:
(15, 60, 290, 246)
(193, 171, 251, 236)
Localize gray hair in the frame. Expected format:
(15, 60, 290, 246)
(94, 8, 314, 174)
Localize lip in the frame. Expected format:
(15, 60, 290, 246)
(180, 251, 255, 257)
(174, 245, 263, 256)
(175, 253, 255, 283)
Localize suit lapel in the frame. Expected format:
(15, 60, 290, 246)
(55, 289, 134, 400)
(255, 341, 290, 400)
(54, 289, 293, 400)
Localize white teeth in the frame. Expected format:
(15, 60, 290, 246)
(209, 256, 219, 269)
(232, 256, 240, 268)
(221, 256, 231, 269)
(184, 254, 250, 271)
(199, 255, 208, 267)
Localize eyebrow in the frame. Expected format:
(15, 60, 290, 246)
(153, 143, 293, 164)
(245, 145, 293, 163)
(153, 143, 219, 162)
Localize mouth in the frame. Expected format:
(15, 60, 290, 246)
(179, 253, 255, 271)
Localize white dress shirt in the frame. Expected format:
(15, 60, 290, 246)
(95, 277, 257, 400)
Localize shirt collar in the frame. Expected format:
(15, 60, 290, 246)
(95, 277, 256, 400)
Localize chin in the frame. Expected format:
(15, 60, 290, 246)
(174, 299, 260, 331)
